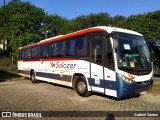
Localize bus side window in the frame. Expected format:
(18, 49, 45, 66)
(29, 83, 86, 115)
(66, 36, 86, 57)
(51, 41, 64, 57)
(18, 50, 22, 60)
(31, 47, 40, 58)
(66, 38, 76, 56)
(106, 39, 114, 70)
(24, 49, 31, 59)
(41, 45, 50, 58)
(75, 37, 86, 56)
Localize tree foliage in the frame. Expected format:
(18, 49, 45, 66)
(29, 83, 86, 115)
(115, 11, 160, 40)
(112, 15, 126, 26)
(0, 0, 46, 54)
(40, 14, 71, 37)
(71, 12, 112, 31)
(0, 0, 160, 55)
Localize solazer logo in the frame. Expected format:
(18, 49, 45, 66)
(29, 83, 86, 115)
(50, 62, 55, 67)
(50, 62, 76, 69)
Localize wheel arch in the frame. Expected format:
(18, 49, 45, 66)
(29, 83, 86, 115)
(71, 73, 91, 91)
(30, 69, 35, 77)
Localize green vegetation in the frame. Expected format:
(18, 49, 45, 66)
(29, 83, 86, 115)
(114, 12, 160, 40)
(0, 56, 19, 81)
(0, 0, 160, 55)
(0, 0, 46, 55)
(0, 56, 17, 74)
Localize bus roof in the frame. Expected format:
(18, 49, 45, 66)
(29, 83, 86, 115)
(96, 26, 143, 36)
(20, 26, 143, 49)
(21, 43, 39, 49)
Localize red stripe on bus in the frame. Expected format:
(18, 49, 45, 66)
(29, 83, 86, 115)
(22, 58, 78, 62)
(42, 58, 78, 61)
(22, 43, 39, 49)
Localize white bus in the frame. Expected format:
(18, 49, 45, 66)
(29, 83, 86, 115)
(18, 26, 153, 98)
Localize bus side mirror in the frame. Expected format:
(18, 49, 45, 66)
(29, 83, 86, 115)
(113, 39, 119, 49)
(106, 33, 119, 49)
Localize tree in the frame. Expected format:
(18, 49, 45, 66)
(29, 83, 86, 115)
(71, 14, 88, 31)
(71, 12, 112, 31)
(87, 12, 112, 27)
(40, 14, 71, 37)
(0, 0, 46, 54)
(112, 15, 126, 26)
(115, 11, 160, 40)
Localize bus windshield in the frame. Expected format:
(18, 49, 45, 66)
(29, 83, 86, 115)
(114, 32, 152, 75)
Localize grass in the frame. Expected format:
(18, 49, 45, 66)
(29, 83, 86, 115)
(0, 56, 20, 81)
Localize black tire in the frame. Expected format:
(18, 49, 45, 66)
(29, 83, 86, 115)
(30, 71, 37, 83)
(75, 77, 91, 97)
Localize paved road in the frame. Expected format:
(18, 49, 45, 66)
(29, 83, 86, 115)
(0, 77, 160, 120)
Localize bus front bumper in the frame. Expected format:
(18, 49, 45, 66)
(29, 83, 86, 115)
(117, 74, 153, 99)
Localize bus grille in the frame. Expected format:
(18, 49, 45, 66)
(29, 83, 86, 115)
(135, 86, 150, 93)
(136, 80, 149, 85)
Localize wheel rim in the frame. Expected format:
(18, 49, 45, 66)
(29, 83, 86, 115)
(78, 81, 86, 93)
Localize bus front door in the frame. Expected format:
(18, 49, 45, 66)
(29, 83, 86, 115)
(90, 38, 105, 93)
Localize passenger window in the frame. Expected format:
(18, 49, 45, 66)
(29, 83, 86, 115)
(41, 45, 50, 58)
(31, 47, 40, 58)
(66, 36, 86, 56)
(66, 38, 76, 56)
(24, 49, 31, 59)
(18, 50, 22, 60)
(76, 37, 86, 56)
(51, 41, 64, 57)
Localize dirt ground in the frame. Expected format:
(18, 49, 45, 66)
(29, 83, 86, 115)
(0, 76, 160, 120)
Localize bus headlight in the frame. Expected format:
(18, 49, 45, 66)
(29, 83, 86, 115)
(118, 74, 133, 84)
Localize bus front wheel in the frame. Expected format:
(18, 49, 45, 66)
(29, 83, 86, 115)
(30, 71, 37, 83)
(75, 77, 91, 97)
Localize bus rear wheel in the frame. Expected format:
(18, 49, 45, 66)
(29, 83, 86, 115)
(75, 77, 91, 97)
(30, 71, 37, 83)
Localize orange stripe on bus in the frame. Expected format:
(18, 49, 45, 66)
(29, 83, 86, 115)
(39, 28, 105, 45)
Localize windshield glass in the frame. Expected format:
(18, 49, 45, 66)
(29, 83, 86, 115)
(114, 32, 152, 75)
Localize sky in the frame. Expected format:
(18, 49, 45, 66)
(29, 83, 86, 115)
(0, 0, 160, 19)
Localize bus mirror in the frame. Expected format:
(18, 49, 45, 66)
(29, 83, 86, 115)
(113, 38, 119, 49)
(112, 33, 118, 39)
(106, 33, 118, 49)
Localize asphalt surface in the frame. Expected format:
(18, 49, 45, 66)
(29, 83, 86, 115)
(0, 77, 160, 120)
